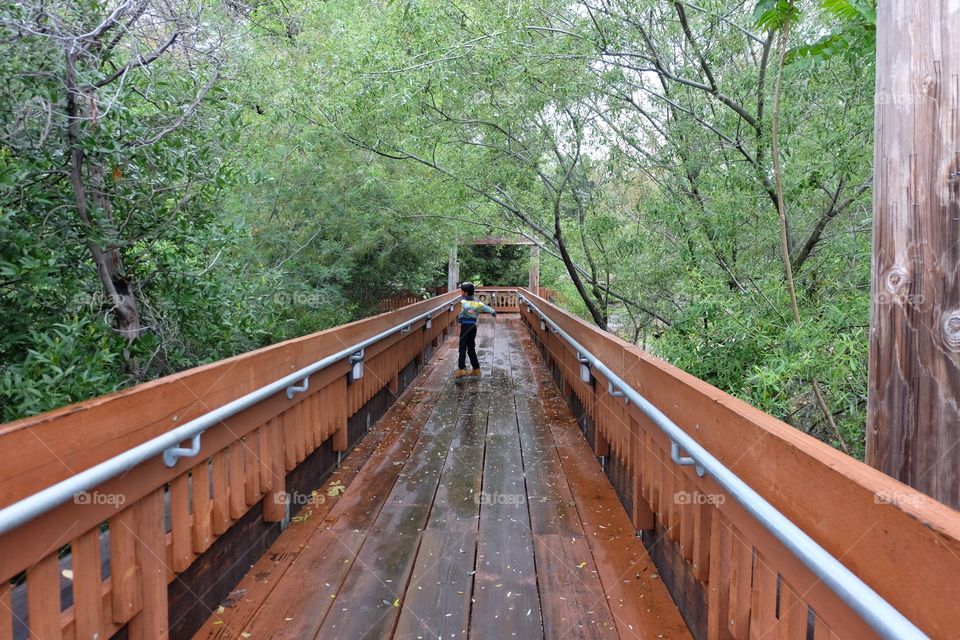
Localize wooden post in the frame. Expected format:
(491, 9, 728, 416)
(867, 0, 960, 508)
(528, 244, 540, 293)
(447, 245, 459, 292)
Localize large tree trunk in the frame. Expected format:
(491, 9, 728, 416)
(66, 48, 142, 351)
(866, 0, 960, 508)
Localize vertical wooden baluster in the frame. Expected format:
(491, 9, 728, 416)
(643, 432, 657, 514)
(26, 553, 61, 640)
(776, 580, 808, 639)
(228, 442, 246, 520)
(664, 460, 678, 541)
(812, 613, 838, 640)
(310, 391, 322, 449)
(72, 528, 103, 638)
(282, 408, 297, 471)
(263, 416, 287, 523)
(109, 507, 141, 623)
(655, 445, 668, 520)
(680, 474, 695, 559)
(728, 524, 753, 638)
(258, 425, 274, 493)
(631, 418, 654, 531)
(617, 402, 633, 473)
(692, 501, 713, 582)
(0, 576, 11, 640)
(128, 488, 168, 640)
(748, 551, 777, 640)
(296, 398, 308, 461)
(334, 377, 348, 453)
(169, 474, 192, 572)
(212, 449, 230, 535)
(324, 384, 334, 441)
(292, 400, 305, 462)
(244, 433, 262, 504)
(192, 460, 213, 553)
(707, 511, 731, 640)
(317, 385, 327, 442)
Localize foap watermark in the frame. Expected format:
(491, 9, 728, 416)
(70, 290, 119, 311)
(874, 490, 928, 508)
(674, 490, 725, 506)
(274, 490, 326, 506)
(474, 491, 526, 506)
(875, 90, 937, 107)
(74, 490, 126, 507)
(273, 290, 327, 308)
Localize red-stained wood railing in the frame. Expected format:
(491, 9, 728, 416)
(475, 286, 520, 312)
(0, 292, 460, 640)
(517, 289, 960, 640)
(378, 293, 425, 313)
(380, 288, 521, 315)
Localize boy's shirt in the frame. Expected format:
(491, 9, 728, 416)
(458, 297, 495, 324)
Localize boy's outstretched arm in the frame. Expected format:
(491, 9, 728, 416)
(481, 302, 497, 316)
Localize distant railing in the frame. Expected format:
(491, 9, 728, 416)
(378, 293, 427, 313)
(475, 286, 520, 312)
(517, 289, 960, 640)
(0, 292, 460, 639)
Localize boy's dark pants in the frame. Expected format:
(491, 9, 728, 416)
(458, 322, 479, 369)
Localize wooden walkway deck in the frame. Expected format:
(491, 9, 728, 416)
(193, 317, 689, 639)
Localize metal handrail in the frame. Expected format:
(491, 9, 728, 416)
(517, 291, 927, 640)
(0, 296, 457, 537)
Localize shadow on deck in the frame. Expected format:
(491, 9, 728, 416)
(193, 317, 689, 639)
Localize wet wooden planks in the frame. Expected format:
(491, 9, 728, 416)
(194, 317, 689, 640)
(468, 319, 543, 639)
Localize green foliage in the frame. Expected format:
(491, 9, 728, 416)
(787, 0, 877, 66)
(459, 245, 530, 287)
(1, 0, 878, 461)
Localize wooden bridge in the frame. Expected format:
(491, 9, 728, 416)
(1, 288, 958, 639)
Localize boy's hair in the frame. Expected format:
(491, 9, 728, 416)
(460, 282, 475, 296)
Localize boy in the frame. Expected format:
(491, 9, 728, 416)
(455, 282, 496, 378)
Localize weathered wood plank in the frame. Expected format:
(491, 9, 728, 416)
(867, 0, 960, 511)
(394, 329, 494, 638)
(71, 528, 104, 639)
(27, 554, 61, 640)
(470, 320, 543, 640)
(514, 324, 690, 640)
(509, 324, 622, 638)
(311, 328, 487, 638)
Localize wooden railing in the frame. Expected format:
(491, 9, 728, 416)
(475, 286, 520, 312)
(517, 289, 960, 640)
(378, 293, 427, 313)
(0, 292, 459, 640)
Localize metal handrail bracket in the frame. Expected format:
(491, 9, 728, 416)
(577, 353, 591, 383)
(163, 434, 202, 468)
(348, 349, 365, 383)
(286, 376, 309, 399)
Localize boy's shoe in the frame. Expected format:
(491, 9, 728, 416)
(454, 368, 470, 378)
(469, 368, 482, 377)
